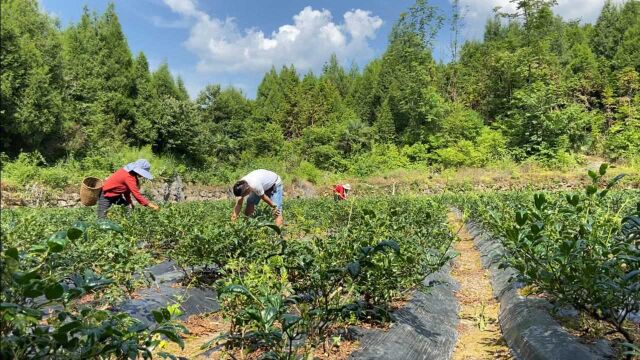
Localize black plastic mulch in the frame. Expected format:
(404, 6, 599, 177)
(116, 261, 219, 326)
(350, 262, 459, 360)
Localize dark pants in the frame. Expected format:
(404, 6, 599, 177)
(97, 191, 129, 219)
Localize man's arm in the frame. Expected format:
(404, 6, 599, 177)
(231, 197, 244, 221)
(260, 194, 276, 208)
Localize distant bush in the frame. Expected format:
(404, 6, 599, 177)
(349, 144, 410, 177)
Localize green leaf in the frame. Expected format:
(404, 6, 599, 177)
(346, 262, 361, 277)
(152, 310, 165, 324)
(282, 314, 301, 331)
(96, 219, 123, 234)
(259, 223, 282, 235)
(565, 194, 579, 206)
(14, 271, 40, 285)
(515, 211, 528, 226)
(45, 283, 64, 300)
(57, 320, 82, 334)
(534, 193, 546, 210)
(152, 328, 184, 349)
(47, 238, 66, 253)
(5, 247, 19, 260)
(47, 231, 68, 253)
(67, 221, 87, 240)
(220, 284, 253, 299)
(599, 163, 608, 176)
(29, 244, 48, 254)
(588, 170, 598, 182)
(374, 240, 400, 254)
(585, 185, 597, 196)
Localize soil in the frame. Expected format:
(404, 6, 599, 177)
(158, 314, 227, 359)
(448, 213, 512, 360)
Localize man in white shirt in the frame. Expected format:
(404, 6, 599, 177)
(231, 169, 284, 226)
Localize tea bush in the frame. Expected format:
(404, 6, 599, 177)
(455, 167, 640, 344)
(0, 221, 187, 359)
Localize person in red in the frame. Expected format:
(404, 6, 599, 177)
(98, 159, 159, 218)
(333, 183, 351, 201)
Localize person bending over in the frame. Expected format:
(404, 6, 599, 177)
(333, 183, 351, 201)
(231, 169, 283, 227)
(98, 159, 159, 218)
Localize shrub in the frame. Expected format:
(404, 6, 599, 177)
(349, 144, 410, 177)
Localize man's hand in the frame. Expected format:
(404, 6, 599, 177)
(232, 197, 244, 222)
(272, 206, 281, 217)
(148, 202, 160, 211)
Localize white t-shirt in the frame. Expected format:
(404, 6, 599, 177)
(242, 169, 282, 196)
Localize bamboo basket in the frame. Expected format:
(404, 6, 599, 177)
(80, 177, 103, 206)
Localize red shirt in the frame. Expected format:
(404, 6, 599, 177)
(334, 184, 347, 200)
(102, 168, 150, 206)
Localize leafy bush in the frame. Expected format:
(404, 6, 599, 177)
(0, 221, 186, 359)
(349, 144, 410, 177)
(459, 167, 640, 345)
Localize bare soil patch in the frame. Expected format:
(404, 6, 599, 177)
(448, 213, 512, 360)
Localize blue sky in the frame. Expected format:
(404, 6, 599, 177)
(40, 0, 615, 98)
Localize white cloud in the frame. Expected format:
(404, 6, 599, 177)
(458, 0, 625, 39)
(162, 1, 383, 74)
(149, 15, 189, 28)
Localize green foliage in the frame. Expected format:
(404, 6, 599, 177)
(2, 0, 640, 183)
(1, 0, 63, 157)
(0, 221, 187, 359)
(457, 169, 640, 344)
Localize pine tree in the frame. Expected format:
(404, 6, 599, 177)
(321, 54, 350, 98)
(131, 52, 158, 145)
(613, 22, 640, 71)
(0, 0, 64, 156)
(349, 59, 382, 125)
(590, 0, 621, 60)
(96, 3, 135, 140)
(374, 99, 396, 143)
(152, 62, 180, 99)
(176, 76, 190, 100)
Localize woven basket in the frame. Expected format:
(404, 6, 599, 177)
(80, 177, 103, 206)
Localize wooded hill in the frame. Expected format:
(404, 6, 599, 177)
(1, 0, 638, 183)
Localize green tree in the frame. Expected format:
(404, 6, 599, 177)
(590, 0, 621, 60)
(374, 99, 396, 143)
(152, 62, 180, 99)
(613, 21, 640, 71)
(0, 0, 64, 157)
(176, 76, 190, 101)
(130, 52, 158, 145)
(321, 54, 350, 98)
(349, 59, 382, 125)
(153, 97, 204, 159)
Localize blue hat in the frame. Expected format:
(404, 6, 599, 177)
(124, 159, 154, 180)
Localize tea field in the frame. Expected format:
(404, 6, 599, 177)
(1, 168, 639, 359)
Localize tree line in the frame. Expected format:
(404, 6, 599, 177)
(1, 0, 638, 178)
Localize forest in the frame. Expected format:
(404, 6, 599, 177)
(1, 0, 639, 186)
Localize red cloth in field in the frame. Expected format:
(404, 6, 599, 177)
(102, 168, 150, 206)
(334, 184, 347, 200)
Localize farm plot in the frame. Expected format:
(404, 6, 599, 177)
(455, 166, 640, 357)
(1, 197, 455, 359)
(3, 167, 639, 359)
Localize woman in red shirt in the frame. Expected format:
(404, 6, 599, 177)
(333, 183, 351, 201)
(97, 159, 159, 218)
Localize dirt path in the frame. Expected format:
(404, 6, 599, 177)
(447, 212, 512, 360)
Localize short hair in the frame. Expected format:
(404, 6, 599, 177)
(233, 180, 249, 197)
